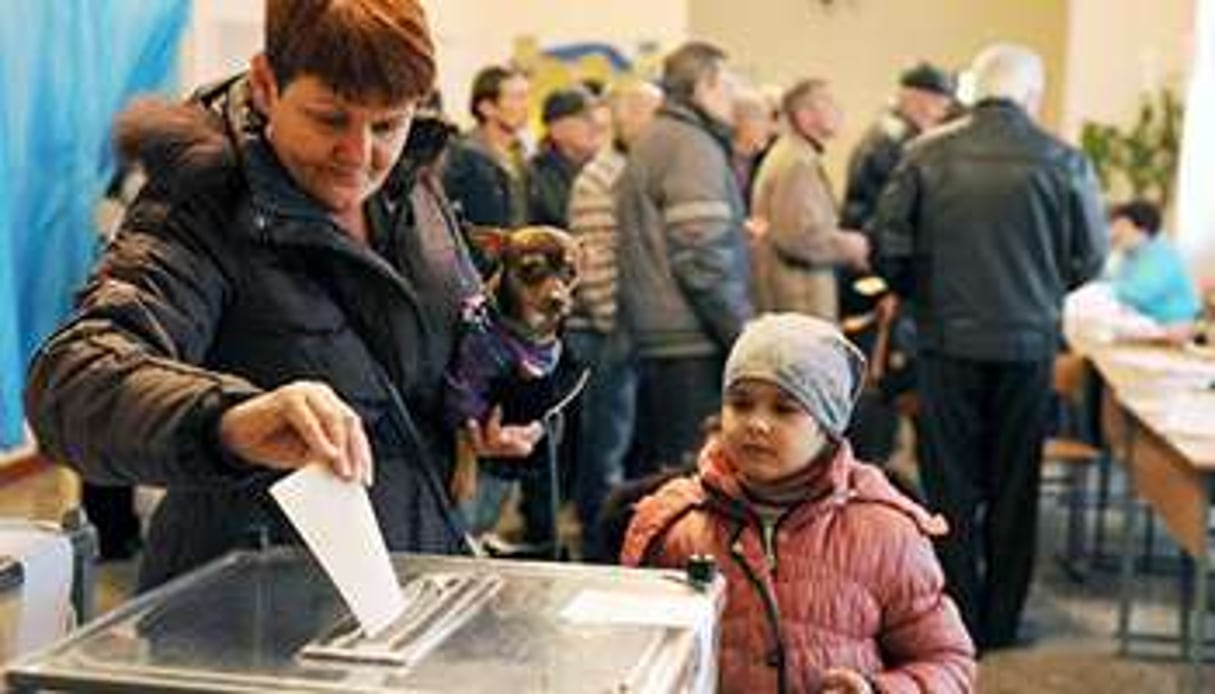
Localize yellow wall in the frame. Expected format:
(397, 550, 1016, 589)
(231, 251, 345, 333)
(688, 0, 1069, 188)
(181, 1, 689, 128)
(424, 0, 687, 128)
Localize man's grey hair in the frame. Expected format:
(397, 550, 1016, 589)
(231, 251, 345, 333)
(969, 43, 1045, 109)
(661, 41, 726, 102)
(606, 79, 664, 116)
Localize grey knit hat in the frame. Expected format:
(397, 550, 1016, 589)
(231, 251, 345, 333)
(723, 313, 867, 435)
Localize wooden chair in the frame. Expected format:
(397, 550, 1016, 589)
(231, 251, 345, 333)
(1041, 352, 1105, 580)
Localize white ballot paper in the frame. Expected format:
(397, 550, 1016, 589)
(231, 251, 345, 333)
(270, 464, 405, 637)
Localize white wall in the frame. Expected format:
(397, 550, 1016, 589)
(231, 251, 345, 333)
(1177, 0, 1214, 288)
(423, 0, 687, 126)
(180, 1, 263, 89)
(1062, 0, 1192, 139)
(1065, 0, 1209, 288)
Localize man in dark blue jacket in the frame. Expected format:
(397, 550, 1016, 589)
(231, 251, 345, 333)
(443, 65, 532, 231)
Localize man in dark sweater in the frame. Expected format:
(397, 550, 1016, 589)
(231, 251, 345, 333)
(527, 86, 600, 227)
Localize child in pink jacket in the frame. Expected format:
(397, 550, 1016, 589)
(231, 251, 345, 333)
(623, 313, 975, 693)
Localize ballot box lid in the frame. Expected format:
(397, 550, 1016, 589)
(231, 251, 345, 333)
(6, 549, 722, 693)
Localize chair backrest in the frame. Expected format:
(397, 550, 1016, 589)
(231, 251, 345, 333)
(1052, 353, 1089, 408)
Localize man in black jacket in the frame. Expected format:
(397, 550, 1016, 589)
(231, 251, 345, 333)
(843, 61, 954, 232)
(837, 63, 954, 464)
(871, 43, 1107, 651)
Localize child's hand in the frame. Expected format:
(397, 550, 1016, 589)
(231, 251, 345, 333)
(465, 406, 544, 458)
(821, 667, 873, 694)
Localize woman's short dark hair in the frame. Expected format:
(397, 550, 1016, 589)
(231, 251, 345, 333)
(265, 0, 435, 104)
(468, 65, 526, 122)
(1110, 199, 1162, 237)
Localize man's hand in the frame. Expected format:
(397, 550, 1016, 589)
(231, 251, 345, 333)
(465, 406, 544, 459)
(821, 668, 874, 694)
(217, 381, 373, 484)
(837, 230, 872, 271)
(744, 216, 770, 240)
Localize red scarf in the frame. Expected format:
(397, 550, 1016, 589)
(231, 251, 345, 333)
(736, 441, 840, 510)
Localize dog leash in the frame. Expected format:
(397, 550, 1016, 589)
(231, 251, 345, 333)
(541, 367, 591, 560)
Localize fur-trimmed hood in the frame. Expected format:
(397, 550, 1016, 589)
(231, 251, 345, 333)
(109, 75, 344, 233)
(111, 76, 254, 195)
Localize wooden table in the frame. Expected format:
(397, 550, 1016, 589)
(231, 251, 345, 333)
(1082, 341, 1215, 685)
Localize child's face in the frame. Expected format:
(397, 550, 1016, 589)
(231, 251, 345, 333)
(721, 379, 828, 483)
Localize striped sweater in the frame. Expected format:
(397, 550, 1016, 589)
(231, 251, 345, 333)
(566, 146, 627, 333)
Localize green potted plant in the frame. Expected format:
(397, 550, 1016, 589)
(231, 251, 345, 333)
(1080, 87, 1184, 209)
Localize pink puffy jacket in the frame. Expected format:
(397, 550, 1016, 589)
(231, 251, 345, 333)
(622, 441, 976, 693)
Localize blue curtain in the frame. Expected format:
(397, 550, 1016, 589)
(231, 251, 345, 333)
(0, 1, 190, 447)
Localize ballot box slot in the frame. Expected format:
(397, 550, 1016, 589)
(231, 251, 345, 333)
(299, 571, 503, 667)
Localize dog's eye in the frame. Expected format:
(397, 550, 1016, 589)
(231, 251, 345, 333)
(517, 257, 549, 285)
(557, 265, 578, 284)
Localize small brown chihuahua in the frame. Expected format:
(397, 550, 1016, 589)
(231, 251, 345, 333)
(476, 225, 580, 343)
(443, 225, 581, 502)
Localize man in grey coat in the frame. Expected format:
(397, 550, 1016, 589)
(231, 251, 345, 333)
(871, 43, 1107, 651)
(751, 78, 870, 321)
(616, 41, 754, 476)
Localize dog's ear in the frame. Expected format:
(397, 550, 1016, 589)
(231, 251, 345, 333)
(464, 225, 510, 277)
(465, 225, 509, 258)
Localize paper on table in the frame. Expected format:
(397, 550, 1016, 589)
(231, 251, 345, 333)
(560, 589, 711, 628)
(1108, 349, 1215, 380)
(270, 464, 404, 637)
(1161, 393, 1215, 437)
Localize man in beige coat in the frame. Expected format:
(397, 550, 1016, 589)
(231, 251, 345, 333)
(751, 79, 869, 320)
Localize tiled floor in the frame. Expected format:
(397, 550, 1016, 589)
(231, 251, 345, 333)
(0, 462, 1203, 691)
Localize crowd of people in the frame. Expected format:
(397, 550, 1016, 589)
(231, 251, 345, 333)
(24, 0, 1208, 691)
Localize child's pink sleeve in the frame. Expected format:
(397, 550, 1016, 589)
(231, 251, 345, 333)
(871, 529, 977, 693)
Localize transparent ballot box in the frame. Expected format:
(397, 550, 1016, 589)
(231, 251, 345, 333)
(6, 550, 722, 693)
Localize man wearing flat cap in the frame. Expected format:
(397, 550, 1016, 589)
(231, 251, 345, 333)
(842, 61, 955, 233)
(528, 86, 601, 227)
(836, 62, 956, 463)
(515, 86, 601, 549)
